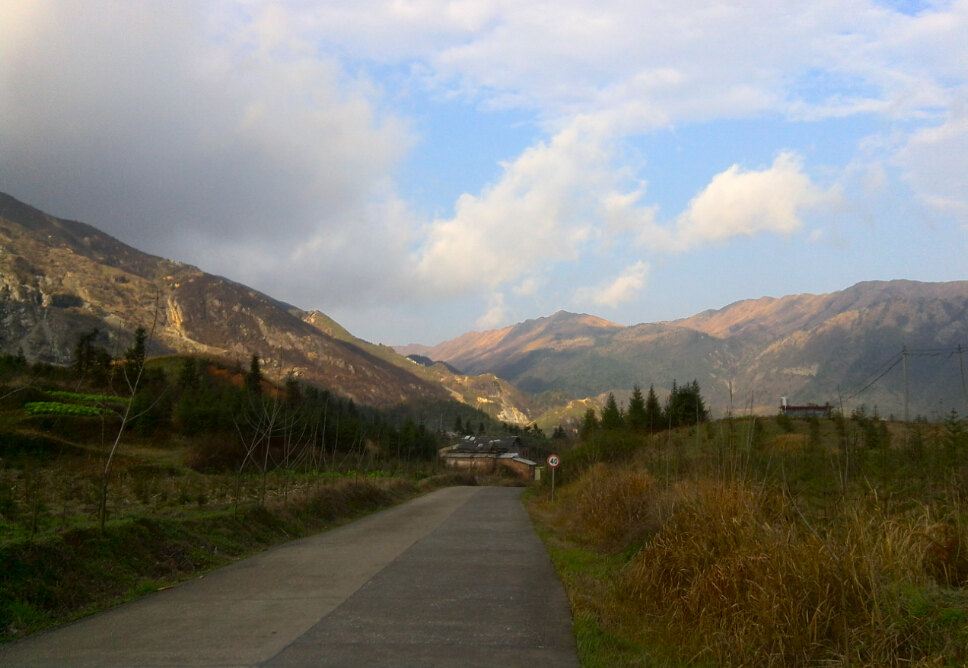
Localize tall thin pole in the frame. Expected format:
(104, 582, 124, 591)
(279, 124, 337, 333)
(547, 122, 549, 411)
(695, 400, 700, 451)
(902, 345, 909, 423)
(958, 344, 967, 415)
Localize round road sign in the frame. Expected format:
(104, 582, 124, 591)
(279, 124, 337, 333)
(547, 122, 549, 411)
(547, 454, 560, 468)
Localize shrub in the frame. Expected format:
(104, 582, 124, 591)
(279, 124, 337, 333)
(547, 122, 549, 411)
(776, 412, 794, 433)
(184, 437, 242, 471)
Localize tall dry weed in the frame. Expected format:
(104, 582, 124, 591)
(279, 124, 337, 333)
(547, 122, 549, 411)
(616, 479, 966, 665)
(562, 463, 660, 552)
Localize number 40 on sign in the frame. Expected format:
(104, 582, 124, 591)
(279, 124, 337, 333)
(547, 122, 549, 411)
(547, 453, 560, 501)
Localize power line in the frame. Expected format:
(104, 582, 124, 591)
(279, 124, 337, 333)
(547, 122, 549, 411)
(844, 352, 903, 403)
(842, 344, 968, 414)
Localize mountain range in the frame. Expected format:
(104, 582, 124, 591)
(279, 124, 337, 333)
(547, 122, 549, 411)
(399, 282, 968, 420)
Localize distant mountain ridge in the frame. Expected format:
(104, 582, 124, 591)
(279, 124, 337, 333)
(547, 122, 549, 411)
(0, 191, 530, 420)
(398, 281, 968, 418)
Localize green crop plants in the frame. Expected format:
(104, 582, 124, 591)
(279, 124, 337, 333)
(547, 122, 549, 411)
(46, 391, 126, 407)
(24, 402, 105, 417)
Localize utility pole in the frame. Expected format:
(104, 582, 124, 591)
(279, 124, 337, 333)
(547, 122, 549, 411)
(902, 345, 909, 423)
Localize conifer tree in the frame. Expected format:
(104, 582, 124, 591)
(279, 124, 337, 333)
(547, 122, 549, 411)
(664, 380, 680, 427)
(685, 380, 709, 423)
(245, 354, 263, 395)
(124, 326, 147, 371)
(178, 357, 199, 390)
(645, 384, 662, 432)
(73, 329, 112, 385)
(73, 329, 100, 376)
(600, 392, 624, 429)
(580, 407, 599, 438)
(664, 379, 708, 428)
(627, 385, 647, 430)
(285, 371, 302, 406)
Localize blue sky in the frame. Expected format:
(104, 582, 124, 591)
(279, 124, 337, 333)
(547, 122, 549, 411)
(1, 1, 966, 343)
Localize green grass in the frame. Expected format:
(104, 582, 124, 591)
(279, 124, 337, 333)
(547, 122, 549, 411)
(529, 511, 661, 667)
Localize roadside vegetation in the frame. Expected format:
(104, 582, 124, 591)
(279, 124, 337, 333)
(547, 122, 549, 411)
(532, 385, 968, 666)
(0, 329, 507, 642)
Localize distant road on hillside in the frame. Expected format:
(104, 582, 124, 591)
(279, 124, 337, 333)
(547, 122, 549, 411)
(0, 487, 577, 667)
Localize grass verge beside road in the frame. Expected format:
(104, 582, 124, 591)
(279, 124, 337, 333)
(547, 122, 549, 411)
(1, 473, 474, 643)
(527, 506, 657, 667)
(527, 416, 968, 666)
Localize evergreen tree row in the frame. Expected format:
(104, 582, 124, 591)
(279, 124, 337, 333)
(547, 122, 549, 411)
(578, 380, 708, 438)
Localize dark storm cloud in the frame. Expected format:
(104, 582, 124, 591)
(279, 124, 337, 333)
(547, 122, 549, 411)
(0, 1, 414, 307)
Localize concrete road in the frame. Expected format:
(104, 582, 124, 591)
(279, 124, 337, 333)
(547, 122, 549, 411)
(1, 486, 578, 667)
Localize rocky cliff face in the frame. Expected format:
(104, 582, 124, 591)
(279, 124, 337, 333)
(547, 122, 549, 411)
(402, 282, 968, 417)
(0, 192, 450, 408)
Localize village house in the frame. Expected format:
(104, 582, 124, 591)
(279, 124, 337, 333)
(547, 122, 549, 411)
(439, 435, 537, 481)
(779, 397, 833, 418)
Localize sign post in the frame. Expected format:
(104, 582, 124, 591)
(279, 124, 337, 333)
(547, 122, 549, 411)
(547, 453, 560, 502)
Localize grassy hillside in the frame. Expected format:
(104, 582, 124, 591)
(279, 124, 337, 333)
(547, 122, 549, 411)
(529, 412, 968, 665)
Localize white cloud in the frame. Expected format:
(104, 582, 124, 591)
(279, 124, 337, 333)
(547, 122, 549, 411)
(895, 102, 968, 222)
(575, 261, 649, 308)
(414, 118, 616, 295)
(641, 152, 837, 251)
(230, 2, 968, 132)
(512, 276, 543, 297)
(476, 292, 508, 329)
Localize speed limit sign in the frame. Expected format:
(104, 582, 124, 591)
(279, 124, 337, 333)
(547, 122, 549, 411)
(547, 453, 560, 500)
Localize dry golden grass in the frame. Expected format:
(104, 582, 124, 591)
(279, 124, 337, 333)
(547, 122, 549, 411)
(766, 432, 809, 453)
(559, 463, 660, 552)
(615, 479, 968, 665)
(547, 462, 968, 666)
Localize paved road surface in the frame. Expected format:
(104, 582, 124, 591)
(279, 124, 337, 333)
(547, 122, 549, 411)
(1, 486, 578, 667)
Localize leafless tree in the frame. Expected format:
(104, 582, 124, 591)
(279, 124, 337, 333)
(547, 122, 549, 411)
(97, 293, 161, 532)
